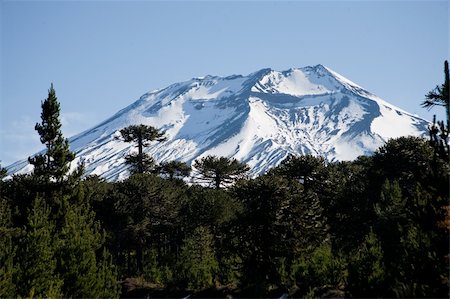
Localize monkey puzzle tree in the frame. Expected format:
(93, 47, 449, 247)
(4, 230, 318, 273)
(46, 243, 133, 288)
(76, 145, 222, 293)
(119, 125, 166, 174)
(423, 60, 449, 124)
(158, 160, 191, 181)
(422, 61, 449, 161)
(193, 155, 249, 189)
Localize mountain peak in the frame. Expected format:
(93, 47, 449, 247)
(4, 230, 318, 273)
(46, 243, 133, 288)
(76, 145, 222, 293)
(6, 65, 428, 181)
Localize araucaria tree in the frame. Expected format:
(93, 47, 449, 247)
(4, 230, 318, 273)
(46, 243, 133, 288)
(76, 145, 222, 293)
(158, 160, 191, 181)
(28, 84, 76, 182)
(422, 60, 449, 161)
(423, 60, 450, 124)
(119, 125, 166, 174)
(193, 155, 249, 189)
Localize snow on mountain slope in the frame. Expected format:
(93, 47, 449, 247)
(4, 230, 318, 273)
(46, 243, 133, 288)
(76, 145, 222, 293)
(6, 65, 429, 181)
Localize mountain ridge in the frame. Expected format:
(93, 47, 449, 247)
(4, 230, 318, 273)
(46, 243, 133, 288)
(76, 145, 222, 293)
(7, 65, 429, 181)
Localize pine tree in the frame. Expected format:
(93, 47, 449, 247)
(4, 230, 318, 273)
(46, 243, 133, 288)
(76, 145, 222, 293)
(193, 155, 249, 189)
(28, 84, 77, 183)
(0, 198, 17, 297)
(177, 226, 219, 290)
(17, 197, 62, 297)
(119, 124, 166, 174)
(347, 230, 385, 297)
(291, 243, 347, 298)
(56, 201, 119, 298)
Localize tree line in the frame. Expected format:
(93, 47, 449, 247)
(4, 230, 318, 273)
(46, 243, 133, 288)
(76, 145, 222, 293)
(0, 62, 448, 298)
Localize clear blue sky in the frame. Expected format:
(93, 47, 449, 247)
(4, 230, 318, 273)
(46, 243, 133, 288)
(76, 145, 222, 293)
(1, 0, 449, 165)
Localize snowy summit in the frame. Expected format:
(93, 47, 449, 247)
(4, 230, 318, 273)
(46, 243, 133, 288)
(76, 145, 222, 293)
(7, 65, 428, 181)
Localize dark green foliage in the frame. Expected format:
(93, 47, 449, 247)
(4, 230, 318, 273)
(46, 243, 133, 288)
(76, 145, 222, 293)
(423, 61, 449, 161)
(181, 186, 242, 287)
(124, 152, 157, 174)
(4, 135, 448, 297)
(2, 86, 120, 298)
(120, 124, 166, 145)
(291, 243, 347, 298)
(177, 226, 219, 290)
(372, 136, 441, 197)
(0, 198, 17, 297)
(270, 154, 327, 192)
(57, 201, 119, 298)
(28, 84, 77, 183)
(372, 180, 448, 297)
(428, 115, 449, 161)
(114, 174, 182, 274)
(193, 155, 249, 188)
(325, 157, 374, 251)
(347, 230, 385, 297)
(16, 197, 62, 297)
(119, 124, 166, 174)
(0, 163, 7, 179)
(158, 160, 191, 180)
(182, 186, 241, 232)
(231, 175, 327, 295)
(422, 60, 449, 124)
(142, 248, 173, 284)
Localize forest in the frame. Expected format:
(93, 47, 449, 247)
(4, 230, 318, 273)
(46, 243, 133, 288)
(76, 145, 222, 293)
(0, 62, 448, 298)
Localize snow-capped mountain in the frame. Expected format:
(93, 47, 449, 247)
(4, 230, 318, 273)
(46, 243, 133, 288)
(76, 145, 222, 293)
(7, 65, 428, 181)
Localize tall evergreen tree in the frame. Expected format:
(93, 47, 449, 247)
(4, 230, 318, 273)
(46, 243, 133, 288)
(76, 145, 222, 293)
(177, 226, 219, 290)
(119, 124, 166, 174)
(0, 198, 17, 298)
(28, 84, 77, 183)
(422, 60, 450, 125)
(422, 61, 450, 161)
(17, 197, 62, 297)
(114, 174, 181, 275)
(56, 201, 120, 298)
(193, 155, 249, 189)
(232, 175, 327, 295)
(158, 160, 191, 181)
(347, 230, 385, 297)
(271, 154, 327, 193)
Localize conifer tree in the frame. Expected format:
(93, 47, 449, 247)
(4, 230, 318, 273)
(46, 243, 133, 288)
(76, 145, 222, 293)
(114, 174, 180, 275)
(193, 155, 249, 189)
(28, 84, 76, 183)
(232, 175, 327, 295)
(17, 197, 62, 297)
(0, 163, 6, 179)
(119, 124, 166, 174)
(177, 226, 219, 290)
(423, 60, 450, 125)
(57, 201, 119, 298)
(347, 230, 385, 297)
(0, 198, 17, 297)
(422, 61, 450, 161)
(271, 154, 327, 192)
(158, 160, 191, 180)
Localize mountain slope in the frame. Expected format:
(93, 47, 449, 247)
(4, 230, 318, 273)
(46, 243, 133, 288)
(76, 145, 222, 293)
(7, 65, 428, 181)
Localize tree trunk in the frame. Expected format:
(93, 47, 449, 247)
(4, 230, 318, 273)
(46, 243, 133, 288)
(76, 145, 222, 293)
(136, 245, 143, 274)
(138, 135, 143, 174)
